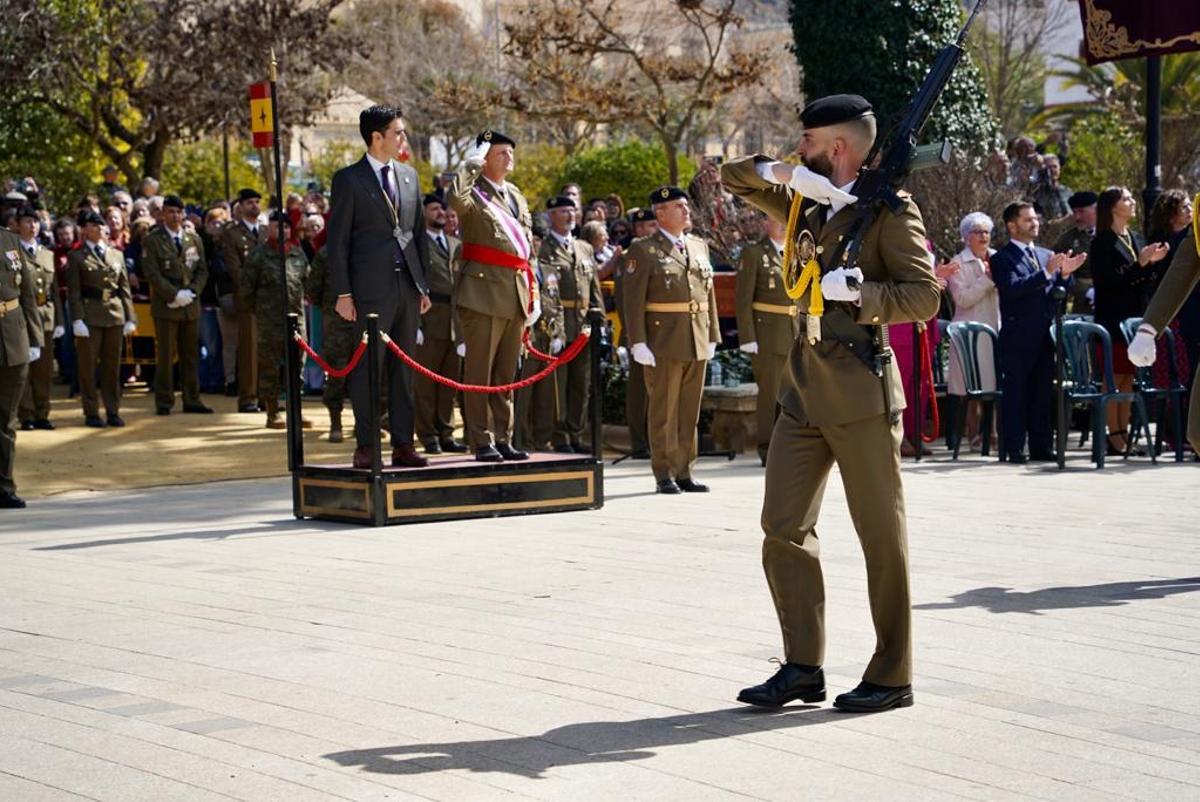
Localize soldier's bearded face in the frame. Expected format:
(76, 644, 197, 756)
(424, 203, 446, 228)
(550, 207, 575, 232)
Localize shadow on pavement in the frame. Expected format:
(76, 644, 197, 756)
(30, 517, 350, 551)
(915, 577, 1200, 614)
(323, 704, 843, 779)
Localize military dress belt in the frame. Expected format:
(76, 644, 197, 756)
(751, 301, 798, 316)
(80, 287, 114, 301)
(645, 300, 709, 315)
(0, 297, 19, 316)
(560, 299, 591, 309)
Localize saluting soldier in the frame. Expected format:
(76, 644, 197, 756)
(541, 196, 604, 453)
(140, 194, 212, 415)
(414, 194, 467, 454)
(448, 130, 537, 462)
(220, 188, 266, 412)
(1052, 191, 1097, 314)
(722, 94, 940, 713)
(736, 215, 798, 465)
(240, 211, 311, 430)
(514, 219, 565, 452)
(67, 210, 137, 427)
(305, 246, 356, 442)
(616, 208, 658, 458)
(623, 186, 719, 494)
(15, 206, 64, 430)
(0, 228, 42, 508)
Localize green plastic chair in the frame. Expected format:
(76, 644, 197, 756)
(1120, 317, 1188, 462)
(945, 321, 1001, 460)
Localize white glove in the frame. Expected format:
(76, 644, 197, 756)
(174, 289, 196, 307)
(1128, 328, 1157, 367)
(1086, 287, 1095, 304)
(739, 341, 758, 354)
(526, 295, 541, 328)
(464, 141, 490, 168)
(415, 328, 425, 347)
(123, 320, 137, 336)
(72, 319, 90, 338)
(52, 325, 65, 340)
(788, 165, 858, 206)
(707, 342, 717, 360)
(28, 347, 41, 362)
(631, 342, 656, 367)
(820, 266, 864, 302)
(456, 343, 466, 358)
(549, 337, 564, 355)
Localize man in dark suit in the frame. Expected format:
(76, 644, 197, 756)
(991, 201, 1085, 463)
(327, 104, 432, 469)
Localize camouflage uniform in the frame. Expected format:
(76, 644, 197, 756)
(514, 257, 564, 451)
(305, 248, 358, 417)
(239, 241, 309, 411)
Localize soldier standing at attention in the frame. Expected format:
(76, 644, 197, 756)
(736, 214, 798, 466)
(623, 186, 719, 494)
(140, 195, 212, 415)
(542, 196, 604, 453)
(305, 246, 355, 443)
(722, 94, 940, 713)
(240, 211, 312, 430)
(616, 208, 658, 458)
(514, 215, 564, 452)
(448, 130, 537, 462)
(413, 194, 467, 454)
(15, 206, 64, 430)
(67, 210, 137, 427)
(220, 188, 266, 412)
(0, 227, 42, 508)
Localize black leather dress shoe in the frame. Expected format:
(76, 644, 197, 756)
(224, 381, 238, 397)
(572, 443, 591, 454)
(737, 663, 826, 707)
(1006, 452, 1028, 464)
(423, 440, 442, 455)
(495, 443, 529, 461)
(553, 443, 576, 454)
(33, 419, 55, 430)
(656, 479, 681, 494)
(833, 682, 913, 713)
(84, 415, 106, 428)
(629, 449, 650, 460)
(19, 420, 34, 431)
(676, 478, 709, 492)
(106, 414, 126, 427)
(183, 403, 214, 414)
(238, 403, 261, 413)
(475, 445, 504, 463)
(439, 438, 468, 453)
(156, 406, 171, 416)
(1029, 451, 1056, 462)
(0, 491, 26, 509)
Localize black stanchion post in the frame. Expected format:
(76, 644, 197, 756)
(286, 313, 304, 472)
(1052, 285, 1068, 469)
(589, 311, 604, 460)
(366, 314, 383, 479)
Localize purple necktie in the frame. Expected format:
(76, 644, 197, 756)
(380, 164, 396, 208)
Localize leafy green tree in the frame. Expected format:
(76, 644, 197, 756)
(791, 0, 1000, 154)
(559, 142, 697, 213)
(0, 93, 102, 212)
(1058, 115, 1140, 198)
(158, 139, 265, 205)
(509, 144, 569, 210)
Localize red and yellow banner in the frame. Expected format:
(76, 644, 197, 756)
(249, 81, 274, 147)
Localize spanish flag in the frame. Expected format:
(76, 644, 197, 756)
(249, 82, 273, 147)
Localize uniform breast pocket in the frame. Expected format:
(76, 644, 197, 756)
(654, 265, 684, 288)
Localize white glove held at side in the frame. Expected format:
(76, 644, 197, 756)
(707, 342, 718, 360)
(72, 319, 90, 338)
(28, 347, 41, 362)
(631, 342, 656, 367)
(415, 328, 425, 347)
(550, 337, 564, 355)
(739, 341, 759, 354)
(123, 320, 137, 336)
(1128, 328, 1157, 367)
(52, 325, 65, 339)
(456, 343, 466, 358)
(526, 295, 541, 328)
(820, 266, 864, 302)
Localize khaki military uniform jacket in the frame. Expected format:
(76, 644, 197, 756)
(221, 220, 266, 287)
(0, 232, 43, 366)
(721, 156, 940, 426)
(1144, 228, 1199, 334)
(22, 244, 62, 333)
(540, 234, 603, 341)
(736, 237, 798, 356)
(423, 230, 461, 341)
(67, 244, 135, 327)
(448, 165, 533, 320)
(140, 225, 208, 321)
(622, 230, 720, 362)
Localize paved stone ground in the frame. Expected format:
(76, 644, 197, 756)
(0, 451, 1198, 800)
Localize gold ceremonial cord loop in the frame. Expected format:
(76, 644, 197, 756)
(781, 192, 823, 316)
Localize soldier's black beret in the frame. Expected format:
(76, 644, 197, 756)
(162, 195, 185, 209)
(799, 94, 874, 129)
(546, 195, 575, 210)
(649, 186, 687, 206)
(1068, 191, 1098, 209)
(422, 193, 445, 207)
(268, 209, 291, 225)
(236, 188, 262, 203)
(477, 129, 516, 148)
(102, 164, 119, 174)
(77, 210, 105, 226)
(16, 205, 39, 220)
(630, 208, 654, 223)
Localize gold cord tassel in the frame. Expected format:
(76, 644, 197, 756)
(781, 193, 823, 316)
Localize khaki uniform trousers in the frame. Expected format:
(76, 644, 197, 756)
(76, 326, 124, 417)
(751, 352, 786, 461)
(643, 358, 705, 482)
(413, 335, 461, 444)
(626, 360, 648, 453)
(154, 317, 201, 409)
(458, 307, 524, 449)
(18, 335, 55, 421)
(0, 363, 28, 495)
(761, 408, 912, 687)
(515, 353, 558, 451)
(553, 341, 590, 448)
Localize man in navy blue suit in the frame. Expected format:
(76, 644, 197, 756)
(990, 202, 1086, 463)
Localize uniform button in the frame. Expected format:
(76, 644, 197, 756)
(871, 315, 880, 323)
(816, 246, 824, 254)
(654, 321, 661, 326)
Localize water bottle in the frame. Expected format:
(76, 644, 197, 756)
(710, 360, 723, 387)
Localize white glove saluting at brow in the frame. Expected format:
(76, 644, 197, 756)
(464, 141, 490, 169)
(759, 162, 857, 207)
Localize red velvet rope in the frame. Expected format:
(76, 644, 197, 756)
(919, 327, 941, 444)
(293, 333, 368, 378)
(383, 331, 590, 394)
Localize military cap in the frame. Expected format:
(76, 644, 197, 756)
(268, 209, 291, 225)
(77, 210, 105, 227)
(477, 129, 516, 148)
(3, 190, 28, 204)
(649, 186, 687, 206)
(16, 205, 39, 221)
(422, 193, 445, 207)
(546, 195, 575, 210)
(235, 188, 262, 203)
(162, 194, 185, 210)
(799, 94, 874, 129)
(629, 208, 654, 223)
(1068, 191, 1098, 209)
(102, 164, 119, 175)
